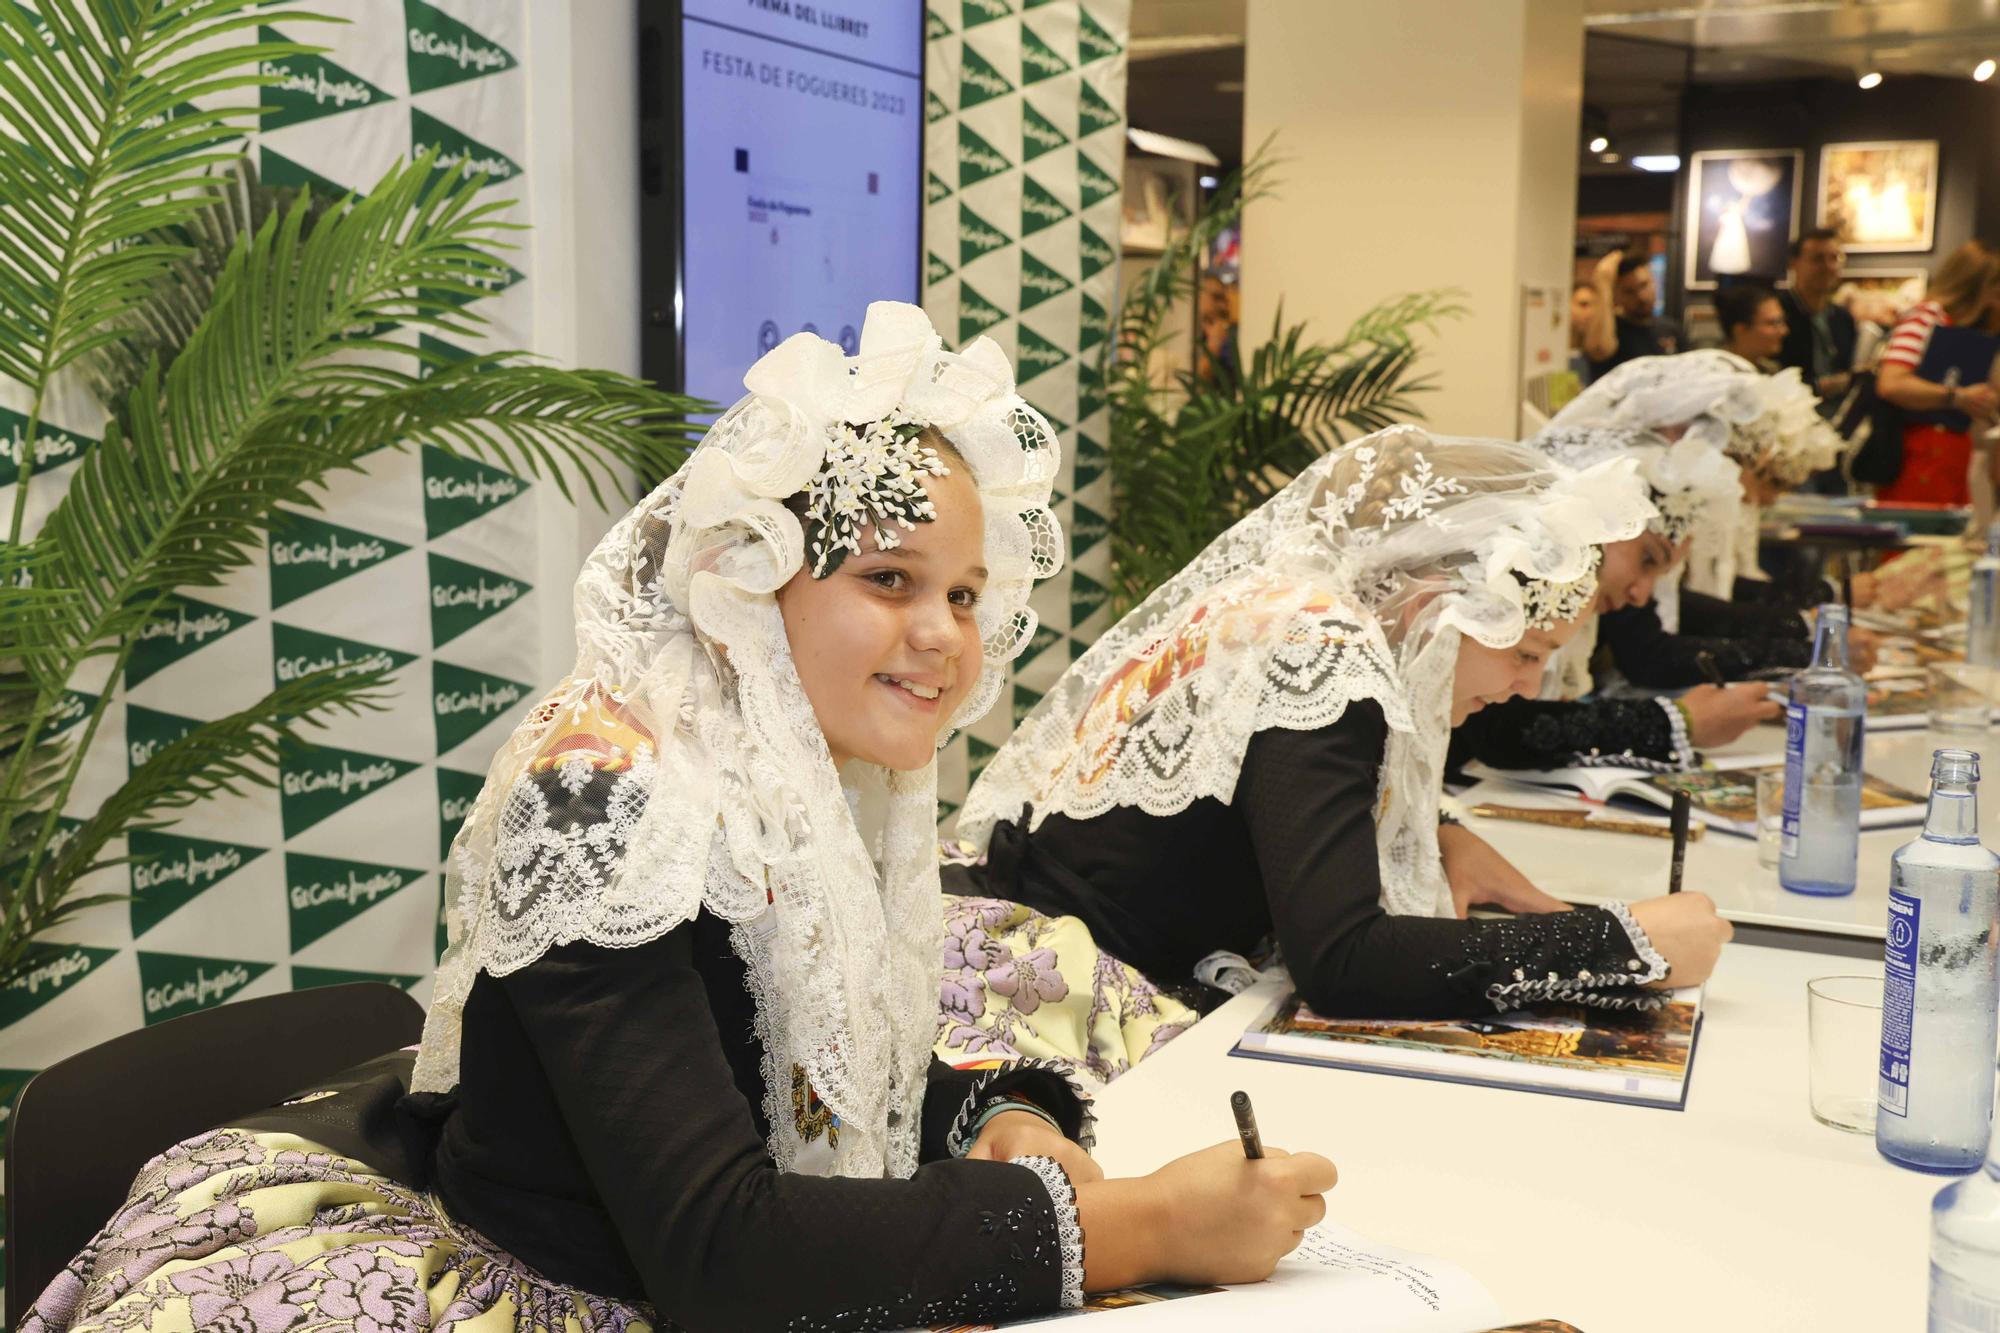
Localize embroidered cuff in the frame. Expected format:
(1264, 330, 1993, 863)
(1012, 1154, 1085, 1309)
(1657, 697, 1697, 770)
(944, 1058, 1098, 1157)
(1481, 902, 1672, 1012)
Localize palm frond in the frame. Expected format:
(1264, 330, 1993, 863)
(0, 0, 329, 398)
(0, 662, 389, 989)
(328, 363, 705, 509)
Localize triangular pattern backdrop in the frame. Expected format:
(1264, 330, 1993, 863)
(0, 0, 536, 1173)
(923, 0, 1131, 823)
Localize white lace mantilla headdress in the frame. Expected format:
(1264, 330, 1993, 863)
(1547, 351, 1837, 610)
(956, 426, 1653, 919)
(1528, 423, 1744, 697)
(411, 303, 1062, 1183)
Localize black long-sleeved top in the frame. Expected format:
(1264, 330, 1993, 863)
(1450, 695, 1679, 771)
(413, 909, 1090, 1332)
(961, 702, 1660, 1022)
(1598, 589, 1811, 689)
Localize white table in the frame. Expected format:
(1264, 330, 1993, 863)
(1459, 720, 2000, 946)
(1088, 943, 1943, 1332)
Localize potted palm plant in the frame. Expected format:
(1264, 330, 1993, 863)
(1103, 151, 1466, 612)
(0, 3, 700, 988)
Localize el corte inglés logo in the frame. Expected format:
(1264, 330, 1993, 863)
(283, 756, 402, 799)
(261, 58, 376, 109)
(272, 530, 389, 570)
(138, 952, 271, 1024)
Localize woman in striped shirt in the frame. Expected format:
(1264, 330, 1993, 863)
(1874, 240, 2000, 505)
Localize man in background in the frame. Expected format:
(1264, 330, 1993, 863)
(1776, 227, 1858, 415)
(1580, 250, 1676, 381)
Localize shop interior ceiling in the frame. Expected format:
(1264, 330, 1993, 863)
(1122, 1, 2000, 179)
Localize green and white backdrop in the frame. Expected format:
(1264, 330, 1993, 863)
(0, 0, 1131, 1262)
(923, 0, 1129, 825)
(0, 0, 538, 1152)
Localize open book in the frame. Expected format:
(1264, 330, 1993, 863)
(1233, 988, 1704, 1111)
(927, 1220, 1506, 1331)
(1463, 759, 1926, 836)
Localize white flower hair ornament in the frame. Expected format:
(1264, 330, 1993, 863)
(1433, 456, 1654, 648)
(663, 301, 1063, 735)
(1532, 425, 1742, 548)
(1551, 351, 1838, 488)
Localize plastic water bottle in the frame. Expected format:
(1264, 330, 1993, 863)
(1880, 747, 2000, 1175)
(1970, 522, 2000, 668)
(1930, 1123, 2000, 1328)
(1779, 603, 1866, 896)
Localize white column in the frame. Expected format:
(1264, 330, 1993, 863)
(1241, 0, 1583, 439)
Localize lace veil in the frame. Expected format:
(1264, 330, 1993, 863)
(956, 426, 1652, 919)
(1546, 351, 1837, 613)
(1528, 423, 1744, 698)
(411, 302, 1063, 1182)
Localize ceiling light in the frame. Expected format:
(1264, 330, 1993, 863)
(1858, 70, 1883, 89)
(1632, 154, 1681, 172)
(1588, 135, 1610, 153)
(1598, 151, 1622, 163)
(1199, 174, 1219, 190)
(1976, 58, 1996, 82)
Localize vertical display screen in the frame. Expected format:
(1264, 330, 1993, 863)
(679, 0, 922, 409)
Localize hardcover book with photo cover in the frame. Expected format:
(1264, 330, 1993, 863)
(1233, 988, 1703, 1111)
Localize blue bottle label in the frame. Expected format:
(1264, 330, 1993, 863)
(1880, 888, 1919, 1118)
(1780, 704, 1806, 858)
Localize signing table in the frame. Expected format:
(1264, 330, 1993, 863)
(1088, 944, 1939, 1331)
(1457, 721, 2000, 947)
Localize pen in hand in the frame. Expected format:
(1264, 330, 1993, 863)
(1696, 650, 1726, 688)
(1668, 789, 1691, 895)
(1231, 1089, 1264, 1159)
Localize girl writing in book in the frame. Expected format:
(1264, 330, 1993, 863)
(23, 305, 1335, 1333)
(936, 427, 1733, 1083)
(1450, 415, 1777, 772)
(1537, 351, 1853, 684)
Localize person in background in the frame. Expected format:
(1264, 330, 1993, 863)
(1569, 279, 1599, 380)
(1875, 240, 2000, 506)
(1716, 283, 1788, 370)
(1581, 250, 1676, 381)
(1197, 272, 1241, 387)
(1777, 228, 1858, 413)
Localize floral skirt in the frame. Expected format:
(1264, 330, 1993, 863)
(21, 1127, 651, 1333)
(934, 895, 1197, 1087)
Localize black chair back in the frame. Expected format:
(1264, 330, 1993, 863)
(4, 981, 425, 1328)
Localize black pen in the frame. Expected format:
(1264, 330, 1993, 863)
(1231, 1089, 1264, 1159)
(1696, 650, 1726, 688)
(1668, 789, 1691, 895)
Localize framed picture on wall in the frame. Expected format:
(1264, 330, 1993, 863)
(1685, 148, 1803, 290)
(1817, 140, 1938, 253)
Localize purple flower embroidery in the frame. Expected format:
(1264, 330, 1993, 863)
(986, 947, 1068, 1015)
(168, 1252, 307, 1333)
(310, 1249, 425, 1333)
(944, 921, 1009, 973)
(940, 966, 985, 1025)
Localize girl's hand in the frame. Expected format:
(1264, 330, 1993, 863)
(1150, 1142, 1338, 1285)
(1439, 822, 1572, 918)
(1677, 682, 1783, 747)
(1628, 891, 1733, 987)
(966, 1107, 1103, 1184)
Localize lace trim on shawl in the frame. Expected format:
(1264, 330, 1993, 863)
(1011, 1155, 1085, 1309)
(964, 587, 1413, 839)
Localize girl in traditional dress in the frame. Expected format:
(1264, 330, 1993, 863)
(935, 426, 1733, 1081)
(23, 304, 1335, 1333)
